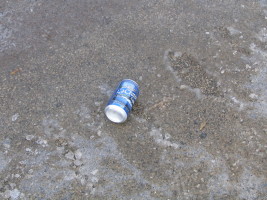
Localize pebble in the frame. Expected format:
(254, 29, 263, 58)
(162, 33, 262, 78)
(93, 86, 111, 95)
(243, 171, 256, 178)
(91, 169, 98, 175)
(94, 101, 101, 106)
(11, 113, 19, 122)
(3, 143, 10, 149)
(9, 189, 20, 200)
(65, 151, 75, 160)
(80, 178, 86, 185)
(164, 133, 171, 140)
(249, 93, 258, 100)
(180, 85, 187, 90)
(91, 177, 99, 183)
(245, 64, 251, 69)
(56, 147, 65, 152)
(14, 174, 20, 178)
(74, 149, 82, 160)
(26, 135, 34, 141)
(174, 52, 182, 57)
(200, 132, 207, 139)
(90, 135, 95, 139)
(36, 138, 47, 146)
(97, 130, 102, 136)
(74, 160, 83, 166)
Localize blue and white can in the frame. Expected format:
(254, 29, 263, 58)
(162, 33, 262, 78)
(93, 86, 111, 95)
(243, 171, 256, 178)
(105, 79, 139, 123)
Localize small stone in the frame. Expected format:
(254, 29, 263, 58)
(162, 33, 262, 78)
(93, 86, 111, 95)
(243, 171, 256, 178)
(19, 193, 25, 198)
(97, 130, 102, 136)
(3, 143, 10, 149)
(74, 160, 83, 166)
(90, 135, 95, 139)
(200, 132, 207, 139)
(36, 138, 45, 145)
(94, 102, 101, 106)
(91, 177, 99, 183)
(80, 178, 86, 185)
(56, 147, 64, 152)
(205, 32, 210, 35)
(245, 64, 251, 69)
(9, 189, 20, 200)
(90, 188, 96, 195)
(249, 93, 258, 100)
(91, 169, 98, 175)
(220, 70, 225, 74)
(157, 74, 161, 77)
(36, 138, 48, 147)
(74, 150, 82, 160)
(25, 148, 31, 152)
(55, 102, 63, 108)
(9, 183, 16, 189)
(14, 174, 20, 178)
(174, 52, 182, 57)
(26, 135, 34, 141)
(87, 183, 93, 189)
(28, 169, 33, 174)
(65, 151, 75, 160)
(164, 133, 171, 140)
(19, 161, 26, 165)
(180, 85, 187, 90)
(11, 114, 19, 122)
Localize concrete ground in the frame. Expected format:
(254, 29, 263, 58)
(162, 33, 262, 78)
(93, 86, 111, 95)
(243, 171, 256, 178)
(1, 0, 267, 199)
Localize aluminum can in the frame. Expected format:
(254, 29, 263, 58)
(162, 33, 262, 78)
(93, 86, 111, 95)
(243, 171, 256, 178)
(105, 79, 139, 123)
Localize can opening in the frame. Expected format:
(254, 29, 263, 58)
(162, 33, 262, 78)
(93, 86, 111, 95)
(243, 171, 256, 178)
(105, 105, 127, 123)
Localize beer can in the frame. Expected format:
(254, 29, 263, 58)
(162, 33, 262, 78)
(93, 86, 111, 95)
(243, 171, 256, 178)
(105, 79, 139, 123)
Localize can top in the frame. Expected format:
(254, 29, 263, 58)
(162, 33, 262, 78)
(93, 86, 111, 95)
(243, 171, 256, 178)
(104, 105, 127, 123)
(122, 79, 139, 88)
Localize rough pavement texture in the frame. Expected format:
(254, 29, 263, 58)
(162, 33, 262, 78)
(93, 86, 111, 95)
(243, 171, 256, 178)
(1, 0, 267, 199)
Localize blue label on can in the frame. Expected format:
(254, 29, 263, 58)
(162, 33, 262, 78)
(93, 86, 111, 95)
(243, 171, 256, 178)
(107, 79, 139, 115)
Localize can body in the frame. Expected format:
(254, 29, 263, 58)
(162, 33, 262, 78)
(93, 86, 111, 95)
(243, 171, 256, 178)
(105, 79, 139, 123)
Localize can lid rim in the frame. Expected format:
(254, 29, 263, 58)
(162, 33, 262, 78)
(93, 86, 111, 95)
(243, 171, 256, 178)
(122, 79, 139, 88)
(105, 105, 127, 123)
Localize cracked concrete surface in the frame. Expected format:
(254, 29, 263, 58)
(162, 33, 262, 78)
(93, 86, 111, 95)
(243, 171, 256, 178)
(0, 0, 267, 199)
